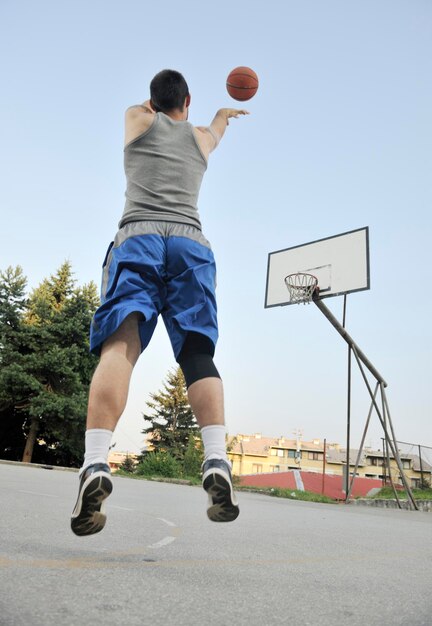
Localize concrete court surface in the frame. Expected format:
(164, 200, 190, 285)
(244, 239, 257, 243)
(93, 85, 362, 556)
(0, 463, 431, 626)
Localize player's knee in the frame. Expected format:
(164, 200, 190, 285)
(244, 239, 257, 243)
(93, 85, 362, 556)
(177, 333, 220, 388)
(178, 353, 220, 388)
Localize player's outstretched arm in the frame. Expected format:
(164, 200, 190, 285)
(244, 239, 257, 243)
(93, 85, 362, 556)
(195, 108, 249, 157)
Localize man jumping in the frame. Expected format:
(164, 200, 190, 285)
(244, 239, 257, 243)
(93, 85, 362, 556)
(71, 69, 249, 536)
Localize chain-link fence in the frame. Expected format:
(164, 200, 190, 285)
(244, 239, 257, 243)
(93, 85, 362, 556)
(396, 441, 432, 489)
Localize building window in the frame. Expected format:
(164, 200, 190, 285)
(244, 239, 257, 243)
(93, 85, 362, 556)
(308, 452, 323, 461)
(402, 460, 411, 470)
(271, 449, 284, 457)
(252, 464, 263, 473)
(270, 465, 280, 472)
(369, 457, 384, 467)
(288, 450, 301, 459)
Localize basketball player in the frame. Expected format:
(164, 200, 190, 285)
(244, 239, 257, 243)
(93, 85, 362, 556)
(71, 69, 249, 536)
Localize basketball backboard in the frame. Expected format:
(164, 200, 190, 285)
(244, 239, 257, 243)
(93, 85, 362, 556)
(265, 227, 370, 307)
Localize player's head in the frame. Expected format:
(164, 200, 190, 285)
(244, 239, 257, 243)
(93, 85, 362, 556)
(150, 70, 190, 115)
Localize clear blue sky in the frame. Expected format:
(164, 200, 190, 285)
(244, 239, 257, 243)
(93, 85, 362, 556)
(1, 0, 431, 454)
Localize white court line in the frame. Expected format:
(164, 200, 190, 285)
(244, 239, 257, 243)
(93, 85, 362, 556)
(147, 518, 178, 550)
(157, 517, 177, 527)
(18, 490, 58, 498)
(148, 536, 176, 549)
(111, 505, 134, 511)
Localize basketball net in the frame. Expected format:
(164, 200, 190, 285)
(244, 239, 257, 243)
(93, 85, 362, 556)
(284, 273, 318, 304)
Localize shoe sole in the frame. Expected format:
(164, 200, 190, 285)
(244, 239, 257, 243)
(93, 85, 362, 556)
(202, 468, 239, 523)
(71, 472, 113, 536)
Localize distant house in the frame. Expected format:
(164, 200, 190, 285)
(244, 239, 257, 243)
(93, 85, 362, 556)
(228, 433, 327, 475)
(107, 450, 138, 472)
(227, 433, 431, 489)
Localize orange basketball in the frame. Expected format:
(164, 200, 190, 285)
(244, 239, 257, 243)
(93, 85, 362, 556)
(226, 66, 259, 101)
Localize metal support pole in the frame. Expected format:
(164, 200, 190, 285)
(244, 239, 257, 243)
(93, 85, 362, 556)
(382, 404, 401, 508)
(346, 383, 379, 500)
(321, 438, 327, 495)
(381, 387, 418, 510)
(418, 445, 424, 488)
(351, 348, 414, 508)
(343, 295, 351, 499)
(345, 361, 400, 507)
(312, 295, 418, 510)
(345, 346, 352, 497)
(381, 438, 386, 487)
(313, 297, 387, 387)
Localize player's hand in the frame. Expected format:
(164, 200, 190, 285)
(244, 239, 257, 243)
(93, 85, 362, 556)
(218, 108, 250, 125)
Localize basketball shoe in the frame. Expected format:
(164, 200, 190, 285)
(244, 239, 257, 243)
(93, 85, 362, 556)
(71, 463, 113, 536)
(202, 458, 239, 522)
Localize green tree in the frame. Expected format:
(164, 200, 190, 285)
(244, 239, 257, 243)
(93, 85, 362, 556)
(0, 266, 30, 458)
(182, 435, 204, 478)
(0, 262, 99, 466)
(119, 453, 136, 473)
(142, 367, 198, 461)
(135, 451, 182, 478)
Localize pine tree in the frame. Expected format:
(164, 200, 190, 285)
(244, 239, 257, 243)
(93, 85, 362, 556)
(25, 261, 75, 325)
(0, 266, 30, 458)
(119, 453, 136, 473)
(0, 263, 99, 466)
(142, 367, 198, 460)
(183, 435, 204, 478)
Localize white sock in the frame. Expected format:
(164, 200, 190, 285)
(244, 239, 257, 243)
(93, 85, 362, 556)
(201, 425, 228, 461)
(80, 429, 113, 475)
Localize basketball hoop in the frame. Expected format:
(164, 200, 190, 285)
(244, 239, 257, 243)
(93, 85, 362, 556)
(285, 273, 318, 304)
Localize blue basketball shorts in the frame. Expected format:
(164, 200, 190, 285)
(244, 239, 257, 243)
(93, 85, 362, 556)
(90, 221, 218, 359)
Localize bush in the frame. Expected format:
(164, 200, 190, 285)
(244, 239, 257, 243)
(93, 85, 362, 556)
(182, 437, 203, 479)
(119, 454, 136, 473)
(135, 451, 182, 478)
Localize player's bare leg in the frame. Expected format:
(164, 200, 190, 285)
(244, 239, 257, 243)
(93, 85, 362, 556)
(187, 377, 239, 522)
(186, 377, 224, 427)
(71, 313, 141, 536)
(87, 312, 142, 430)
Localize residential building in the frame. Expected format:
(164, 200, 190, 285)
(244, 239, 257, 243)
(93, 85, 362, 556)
(227, 433, 431, 489)
(108, 450, 138, 472)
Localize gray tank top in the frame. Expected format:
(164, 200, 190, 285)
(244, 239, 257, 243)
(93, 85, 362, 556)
(119, 113, 207, 229)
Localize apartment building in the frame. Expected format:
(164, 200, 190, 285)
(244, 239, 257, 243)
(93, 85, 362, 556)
(227, 433, 431, 488)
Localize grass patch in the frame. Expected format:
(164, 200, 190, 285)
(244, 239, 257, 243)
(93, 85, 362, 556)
(114, 469, 201, 485)
(237, 485, 336, 504)
(114, 471, 336, 503)
(370, 487, 432, 500)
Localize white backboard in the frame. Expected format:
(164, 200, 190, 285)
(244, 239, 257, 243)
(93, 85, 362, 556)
(265, 227, 370, 307)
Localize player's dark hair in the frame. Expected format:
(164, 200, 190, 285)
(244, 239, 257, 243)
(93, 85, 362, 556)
(150, 70, 190, 113)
